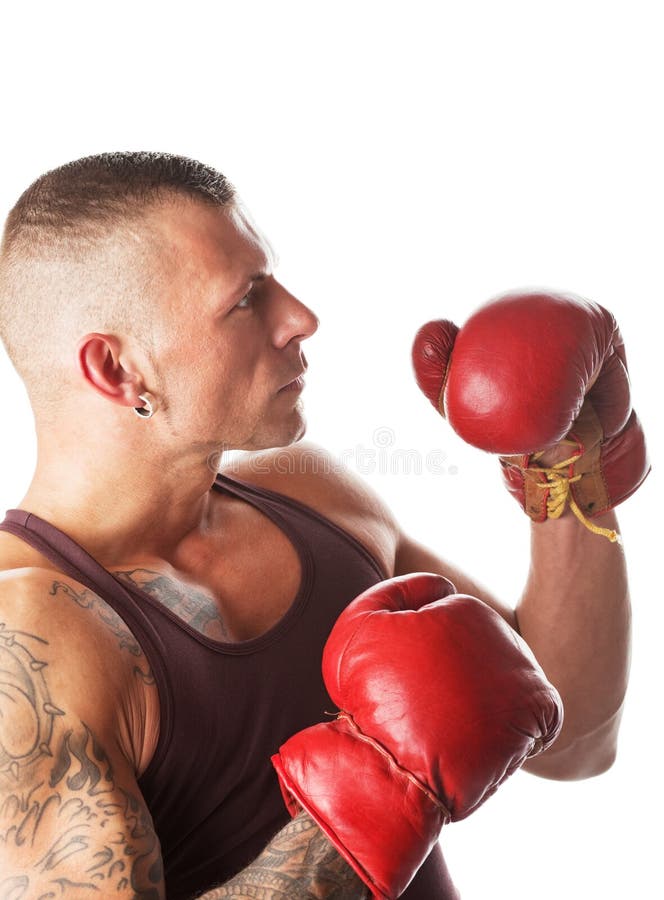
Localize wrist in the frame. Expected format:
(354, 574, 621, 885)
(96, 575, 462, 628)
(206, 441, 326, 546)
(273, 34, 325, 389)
(531, 500, 622, 548)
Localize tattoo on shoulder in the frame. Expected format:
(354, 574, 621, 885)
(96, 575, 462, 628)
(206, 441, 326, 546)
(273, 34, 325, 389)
(46, 580, 154, 685)
(0, 626, 162, 899)
(0, 624, 62, 780)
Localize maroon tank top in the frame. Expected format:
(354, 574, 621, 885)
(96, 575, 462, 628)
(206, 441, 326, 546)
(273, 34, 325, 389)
(0, 473, 459, 899)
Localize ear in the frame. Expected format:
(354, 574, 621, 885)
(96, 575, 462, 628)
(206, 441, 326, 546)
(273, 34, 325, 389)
(76, 333, 144, 409)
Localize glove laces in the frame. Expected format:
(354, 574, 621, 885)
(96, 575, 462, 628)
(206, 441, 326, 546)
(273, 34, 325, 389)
(530, 443, 622, 545)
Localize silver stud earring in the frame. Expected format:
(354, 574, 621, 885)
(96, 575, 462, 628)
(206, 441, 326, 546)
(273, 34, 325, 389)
(133, 392, 156, 419)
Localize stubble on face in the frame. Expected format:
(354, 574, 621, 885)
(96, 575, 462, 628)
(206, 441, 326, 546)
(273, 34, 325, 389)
(136, 199, 310, 455)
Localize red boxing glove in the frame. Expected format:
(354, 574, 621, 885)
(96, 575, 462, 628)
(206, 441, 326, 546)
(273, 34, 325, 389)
(271, 573, 563, 899)
(412, 289, 650, 542)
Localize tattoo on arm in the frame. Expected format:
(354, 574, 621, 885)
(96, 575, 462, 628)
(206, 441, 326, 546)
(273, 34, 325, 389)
(198, 811, 369, 899)
(0, 623, 62, 777)
(47, 580, 154, 685)
(0, 625, 163, 899)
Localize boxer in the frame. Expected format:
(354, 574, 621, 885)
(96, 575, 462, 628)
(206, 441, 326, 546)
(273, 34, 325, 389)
(0, 153, 645, 898)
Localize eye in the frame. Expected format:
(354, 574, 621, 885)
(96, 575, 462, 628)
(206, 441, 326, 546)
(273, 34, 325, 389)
(235, 287, 254, 310)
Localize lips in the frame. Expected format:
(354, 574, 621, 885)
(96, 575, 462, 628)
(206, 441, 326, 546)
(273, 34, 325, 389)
(278, 356, 308, 392)
(279, 374, 306, 392)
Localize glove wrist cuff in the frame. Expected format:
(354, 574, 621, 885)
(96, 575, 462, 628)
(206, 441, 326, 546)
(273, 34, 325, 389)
(500, 401, 650, 542)
(271, 715, 449, 899)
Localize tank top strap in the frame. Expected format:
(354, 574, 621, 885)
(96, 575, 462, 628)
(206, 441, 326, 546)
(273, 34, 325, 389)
(0, 509, 167, 639)
(1, 508, 127, 591)
(212, 472, 388, 581)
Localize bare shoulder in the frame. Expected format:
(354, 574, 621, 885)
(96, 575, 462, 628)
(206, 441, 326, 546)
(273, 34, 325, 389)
(0, 566, 154, 772)
(0, 567, 164, 897)
(220, 440, 400, 578)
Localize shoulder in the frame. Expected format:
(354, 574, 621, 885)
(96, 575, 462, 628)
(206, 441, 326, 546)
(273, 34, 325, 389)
(0, 566, 154, 774)
(219, 440, 400, 578)
(219, 444, 518, 629)
(0, 567, 164, 897)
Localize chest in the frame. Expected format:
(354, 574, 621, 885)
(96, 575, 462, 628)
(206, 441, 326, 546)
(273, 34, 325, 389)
(0, 489, 389, 644)
(115, 498, 305, 642)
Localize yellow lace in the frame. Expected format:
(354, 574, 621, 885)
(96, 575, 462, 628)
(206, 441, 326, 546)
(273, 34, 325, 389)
(530, 446, 622, 545)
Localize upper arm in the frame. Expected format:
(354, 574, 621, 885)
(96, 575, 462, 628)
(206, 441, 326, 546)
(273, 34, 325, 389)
(394, 531, 518, 629)
(0, 570, 165, 899)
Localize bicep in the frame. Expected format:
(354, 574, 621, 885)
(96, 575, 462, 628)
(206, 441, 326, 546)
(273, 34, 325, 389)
(394, 532, 518, 630)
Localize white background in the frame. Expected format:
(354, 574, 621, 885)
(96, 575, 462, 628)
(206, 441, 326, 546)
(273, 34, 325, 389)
(0, 2, 661, 897)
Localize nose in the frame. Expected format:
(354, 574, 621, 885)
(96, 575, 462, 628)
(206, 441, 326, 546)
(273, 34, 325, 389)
(270, 281, 320, 348)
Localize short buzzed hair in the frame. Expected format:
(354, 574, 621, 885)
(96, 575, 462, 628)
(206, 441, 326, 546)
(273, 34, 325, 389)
(0, 151, 236, 410)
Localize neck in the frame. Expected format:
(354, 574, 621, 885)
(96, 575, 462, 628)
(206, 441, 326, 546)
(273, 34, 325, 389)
(17, 443, 222, 567)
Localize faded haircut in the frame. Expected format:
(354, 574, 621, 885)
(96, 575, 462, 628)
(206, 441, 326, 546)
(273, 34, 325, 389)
(0, 151, 236, 411)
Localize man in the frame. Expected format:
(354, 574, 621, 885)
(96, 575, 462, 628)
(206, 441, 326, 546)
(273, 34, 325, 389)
(0, 153, 638, 898)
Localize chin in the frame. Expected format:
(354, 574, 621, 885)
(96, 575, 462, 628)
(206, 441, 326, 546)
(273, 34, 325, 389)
(242, 413, 308, 453)
(274, 420, 308, 450)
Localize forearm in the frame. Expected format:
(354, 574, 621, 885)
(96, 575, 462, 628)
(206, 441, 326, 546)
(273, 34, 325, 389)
(198, 810, 369, 899)
(517, 508, 631, 779)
